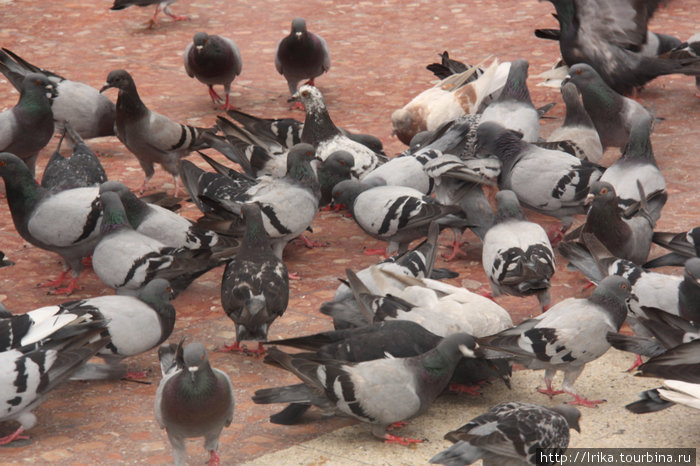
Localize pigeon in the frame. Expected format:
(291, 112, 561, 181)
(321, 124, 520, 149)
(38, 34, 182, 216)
(34, 278, 176, 380)
(0, 327, 109, 445)
(482, 190, 556, 312)
(679, 258, 700, 323)
(275, 18, 331, 97)
(475, 122, 603, 236)
(0, 153, 103, 294)
(361, 148, 441, 194)
(563, 63, 654, 149)
(92, 191, 228, 296)
(478, 275, 631, 407)
(661, 32, 700, 97)
(635, 338, 700, 384)
(185, 32, 242, 110)
(155, 341, 234, 466)
(545, 82, 603, 163)
(391, 60, 510, 145)
(644, 227, 700, 268)
(111, 0, 188, 27)
(599, 117, 666, 219)
(0, 48, 115, 144)
(429, 402, 581, 466)
(331, 180, 463, 255)
(182, 143, 320, 259)
(317, 150, 355, 207)
(579, 181, 655, 265)
(100, 69, 210, 195)
(295, 85, 383, 178)
(0, 72, 55, 176)
(40, 123, 108, 192)
(220, 203, 289, 355)
(480, 59, 540, 142)
(539, 0, 700, 95)
(626, 380, 700, 413)
(253, 333, 479, 444)
(99, 180, 239, 252)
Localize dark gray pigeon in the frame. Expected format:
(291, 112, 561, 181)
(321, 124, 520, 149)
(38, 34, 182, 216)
(482, 190, 556, 312)
(0, 72, 55, 175)
(275, 18, 331, 97)
(40, 123, 108, 192)
(111, 0, 188, 27)
(183, 143, 320, 259)
(661, 32, 700, 97)
(430, 402, 581, 466)
(0, 48, 115, 144)
(100, 69, 210, 195)
(475, 121, 603, 238)
(563, 63, 653, 149)
(546, 82, 603, 163)
(155, 341, 234, 466)
(679, 258, 700, 323)
(254, 333, 478, 444)
(540, 0, 699, 95)
(626, 380, 700, 414)
(317, 150, 355, 208)
(599, 117, 666, 219)
(185, 32, 242, 110)
(361, 149, 441, 195)
(426, 51, 476, 80)
(0, 153, 103, 295)
(92, 191, 229, 296)
(580, 181, 655, 265)
(99, 180, 239, 252)
(644, 227, 700, 268)
(636, 338, 700, 384)
(220, 203, 289, 355)
(332, 179, 463, 255)
(479, 275, 630, 407)
(480, 59, 540, 142)
(0, 327, 109, 445)
(295, 85, 383, 178)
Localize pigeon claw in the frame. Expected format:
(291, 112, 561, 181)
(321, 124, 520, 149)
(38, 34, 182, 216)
(47, 278, 83, 296)
(383, 433, 424, 445)
(564, 391, 606, 408)
(296, 235, 328, 249)
(537, 386, 565, 398)
(0, 427, 28, 446)
(441, 240, 468, 261)
(626, 354, 644, 372)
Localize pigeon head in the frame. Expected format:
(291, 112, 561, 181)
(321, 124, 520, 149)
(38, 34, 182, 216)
(494, 190, 526, 222)
(564, 64, 608, 91)
(497, 59, 532, 104)
(593, 275, 631, 304)
(290, 18, 308, 39)
(436, 332, 479, 359)
(99, 190, 131, 233)
(22, 73, 57, 100)
(685, 258, 700, 284)
(139, 278, 175, 304)
(193, 31, 209, 50)
(100, 69, 135, 93)
(182, 342, 210, 382)
(586, 181, 616, 205)
(549, 404, 582, 433)
(475, 122, 523, 157)
(286, 143, 319, 187)
(560, 82, 593, 128)
(331, 179, 370, 212)
(293, 85, 326, 114)
(0, 152, 32, 180)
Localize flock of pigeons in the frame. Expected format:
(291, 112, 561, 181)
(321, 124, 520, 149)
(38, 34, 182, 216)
(0, 0, 699, 464)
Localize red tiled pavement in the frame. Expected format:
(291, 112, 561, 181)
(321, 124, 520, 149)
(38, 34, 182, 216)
(0, 0, 698, 464)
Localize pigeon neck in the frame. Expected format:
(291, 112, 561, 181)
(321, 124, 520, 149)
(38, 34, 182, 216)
(491, 132, 528, 176)
(563, 96, 594, 129)
(288, 160, 320, 196)
(116, 83, 148, 120)
(679, 274, 700, 321)
(588, 293, 627, 330)
(119, 191, 149, 228)
(17, 86, 52, 116)
(583, 199, 630, 249)
(300, 105, 341, 143)
(101, 201, 131, 235)
(495, 203, 526, 223)
(498, 70, 533, 105)
(240, 218, 273, 255)
(620, 127, 656, 165)
(580, 80, 620, 116)
(3, 171, 45, 237)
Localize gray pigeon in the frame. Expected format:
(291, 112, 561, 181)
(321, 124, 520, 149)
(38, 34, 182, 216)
(580, 181, 655, 265)
(482, 190, 555, 312)
(100, 69, 210, 195)
(111, 0, 188, 27)
(0, 72, 55, 175)
(563, 63, 653, 149)
(0, 48, 115, 144)
(540, 0, 700, 95)
(332, 180, 463, 255)
(185, 32, 242, 110)
(155, 341, 234, 466)
(0, 153, 103, 295)
(480, 59, 540, 142)
(600, 117, 666, 220)
(275, 18, 331, 97)
(475, 121, 603, 238)
(92, 191, 229, 296)
(41, 123, 108, 192)
(253, 333, 478, 444)
(546, 82, 603, 163)
(220, 203, 289, 355)
(430, 402, 581, 466)
(295, 85, 383, 178)
(0, 327, 109, 445)
(479, 275, 630, 407)
(317, 150, 355, 207)
(99, 180, 239, 252)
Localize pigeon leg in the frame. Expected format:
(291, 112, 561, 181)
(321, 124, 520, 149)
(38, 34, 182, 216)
(247, 343, 266, 357)
(0, 426, 28, 445)
(163, 5, 189, 21)
(220, 93, 236, 111)
(48, 277, 83, 296)
(288, 272, 301, 281)
(383, 433, 424, 445)
(208, 450, 221, 466)
(536, 369, 564, 398)
(81, 256, 93, 268)
(138, 175, 153, 195)
(448, 383, 482, 396)
(219, 341, 247, 353)
(290, 101, 305, 111)
(626, 354, 644, 372)
(146, 4, 161, 28)
(172, 175, 182, 198)
(208, 86, 223, 103)
(38, 269, 71, 289)
(296, 235, 328, 249)
(546, 224, 567, 247)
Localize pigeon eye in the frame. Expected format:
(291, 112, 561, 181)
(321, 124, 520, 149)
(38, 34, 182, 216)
(306, 151, 312, 156)
(339, 161, 345, 166)
(576, 69, 582, 75)
(0, 161, 5, 167)
(621, 283, 628, 290)
(600, 188, 608, 194)
(301, 90, 309, 98)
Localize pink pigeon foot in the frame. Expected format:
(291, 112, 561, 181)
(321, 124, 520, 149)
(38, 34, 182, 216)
(626, 354, 644, 372)
(537, 385, 565, 398)
(208, 86, 222, 103)
(448, 383, 482, 396)
(383, 433, 424, 445)
(387, 421, 408, 430)
(0, 427, 28, 446)
(47, 278, 82, 296)
(298, 235, 328, 249)
(208, 450, 221, 466)
(38, 269, 71, 289)
(565, 391, 606, 408)
(362, 248, 387, 256)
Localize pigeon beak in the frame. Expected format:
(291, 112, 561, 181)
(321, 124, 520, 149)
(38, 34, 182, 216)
(195, 45, 204, 51)
(584, 193, 594, 206)
(458, 343, 476, 359)
(562, 75, 571, 86)
(295, 31, 303, 39)
(99, 83, 112, 93)
(188, 365, 199, 381)
(289, 92, 300, 103)
(45, 83, 57, 99)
